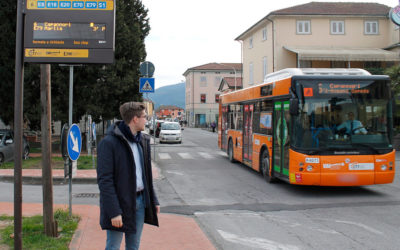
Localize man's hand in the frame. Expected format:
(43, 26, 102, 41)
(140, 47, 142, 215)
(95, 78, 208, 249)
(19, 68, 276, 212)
(111, 215, 123, 228)
(156, 205, 160, 214)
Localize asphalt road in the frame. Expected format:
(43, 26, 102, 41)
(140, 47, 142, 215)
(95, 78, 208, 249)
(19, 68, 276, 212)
(1, 127, 399, 249)
(154, 128, 400, 250)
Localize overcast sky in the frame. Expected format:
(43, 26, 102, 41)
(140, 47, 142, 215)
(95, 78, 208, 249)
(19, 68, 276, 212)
(141, 0, 397, 89)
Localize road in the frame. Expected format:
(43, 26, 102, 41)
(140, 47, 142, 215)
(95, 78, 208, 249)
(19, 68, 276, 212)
(154, 128, 400, 250)
(1, 127, 400, 249)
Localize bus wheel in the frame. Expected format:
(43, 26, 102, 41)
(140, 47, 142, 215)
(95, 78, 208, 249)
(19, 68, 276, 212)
(261, 149, 274, 183)
(228, 139, 235, 163)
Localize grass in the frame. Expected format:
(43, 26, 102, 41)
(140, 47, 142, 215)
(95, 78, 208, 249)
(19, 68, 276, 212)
(0, 155, 97, 170)
(0, 209, 80, 250)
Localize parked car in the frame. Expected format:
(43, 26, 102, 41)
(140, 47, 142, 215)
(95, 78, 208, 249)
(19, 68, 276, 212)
(0, 129, 30, 165)
(159, 122, 182, 144)
(149, 120, 164, 137)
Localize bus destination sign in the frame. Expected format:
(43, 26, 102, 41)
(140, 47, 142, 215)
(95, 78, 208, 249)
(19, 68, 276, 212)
(24, 0, 115, 63)
(26, 0, 114, 10)
(318, 83, 370, 94)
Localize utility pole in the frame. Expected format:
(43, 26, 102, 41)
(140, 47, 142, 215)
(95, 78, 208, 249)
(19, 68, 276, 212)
(14, 0, 24, 248)
(40, 64, 57, 237)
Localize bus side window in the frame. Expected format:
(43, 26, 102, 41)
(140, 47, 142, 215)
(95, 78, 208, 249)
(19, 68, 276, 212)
(256, 100, 273, 136)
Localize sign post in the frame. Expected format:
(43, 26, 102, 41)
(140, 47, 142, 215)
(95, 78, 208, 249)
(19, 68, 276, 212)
(66, 124, 82, 216)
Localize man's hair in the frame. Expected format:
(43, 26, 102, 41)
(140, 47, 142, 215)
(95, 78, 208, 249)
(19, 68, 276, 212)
(119, 102, 145, 124)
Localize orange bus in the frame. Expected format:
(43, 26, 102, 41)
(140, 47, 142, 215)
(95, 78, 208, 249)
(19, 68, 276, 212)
(218, 68, 395, 186)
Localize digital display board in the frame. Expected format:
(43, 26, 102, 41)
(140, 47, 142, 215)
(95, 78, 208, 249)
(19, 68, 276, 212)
(24, 0, 115, 63)
(33, 22, 106, 40)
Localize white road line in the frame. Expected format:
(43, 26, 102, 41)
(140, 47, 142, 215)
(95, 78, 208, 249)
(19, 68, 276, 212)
(198, 152, 214, 159)
(217, 151, 227, 156)
(217, 230, 300, 250)
(158, 153, 171, 160)
(335, 220, 383, 235)
(165, 170, 184, 176)
(178, 153, 193, 159)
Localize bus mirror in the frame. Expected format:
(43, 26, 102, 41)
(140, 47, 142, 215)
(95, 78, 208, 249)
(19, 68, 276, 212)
(290, 98, 299, 115)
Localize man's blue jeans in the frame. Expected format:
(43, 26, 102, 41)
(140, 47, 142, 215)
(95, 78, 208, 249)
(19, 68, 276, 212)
(105, 194, 145, 250)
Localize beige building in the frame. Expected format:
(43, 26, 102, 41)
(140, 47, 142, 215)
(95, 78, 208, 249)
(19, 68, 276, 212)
(235, 2, 400, 88)
(183, 63, 242, 127)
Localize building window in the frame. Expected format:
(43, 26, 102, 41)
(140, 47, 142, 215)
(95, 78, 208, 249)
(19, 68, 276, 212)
(215, 76, 221, 87)
(365, 20, 378, 35)
(331, 61, 346, 68)
(299, 60, 312, 68)
(249, 37, 253, 48)
(262, 27, 267, 40)
(200, 94, 206, 103)
(364, 61, 381, 68)
(296, 20, 310, 34)
(215, 94, 220, 103)
(200, 76, 207, 87)
(331, 20, 344, 34)
(249, 62, 254, 85)
(263, 57, 267, 80)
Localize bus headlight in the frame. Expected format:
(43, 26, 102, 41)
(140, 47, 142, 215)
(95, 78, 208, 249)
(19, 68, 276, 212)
(381, 165, 387, 171)
(306, 165, 313, 172)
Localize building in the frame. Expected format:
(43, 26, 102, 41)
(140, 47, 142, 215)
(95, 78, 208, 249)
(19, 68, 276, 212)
(218, 76, 243, 94)
(183, 63, 242, 127)
(235, 2, 400, 88)
(143, 98, 155, 117)
(155, 105, 185, 120)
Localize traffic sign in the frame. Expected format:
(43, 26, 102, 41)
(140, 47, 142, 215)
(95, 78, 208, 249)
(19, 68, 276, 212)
(140, 61, 155, 77)
(92, 122, 96, 141)
(67, 124, 82, 161)
(139, 77, 155, 93)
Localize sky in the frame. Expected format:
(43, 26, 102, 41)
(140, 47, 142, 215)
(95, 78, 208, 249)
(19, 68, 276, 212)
(141, 0, 398, 89)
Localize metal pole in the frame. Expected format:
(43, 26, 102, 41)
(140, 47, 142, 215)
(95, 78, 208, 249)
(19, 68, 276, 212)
(14, 0, 24, 248)
(68, 65, 73, 217)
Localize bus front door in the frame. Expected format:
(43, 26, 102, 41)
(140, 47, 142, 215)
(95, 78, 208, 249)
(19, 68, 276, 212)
(273, 101, 290, 179)
(243, 104, 253, 165)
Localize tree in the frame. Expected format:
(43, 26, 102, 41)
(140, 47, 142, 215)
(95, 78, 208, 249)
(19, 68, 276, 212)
(384, 65, 400, 96)
(0, 0, 150, 128)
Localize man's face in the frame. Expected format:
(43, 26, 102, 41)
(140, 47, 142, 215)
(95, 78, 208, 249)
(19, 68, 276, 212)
(348, 112, 354, 120)
(133, 111, 147, 132)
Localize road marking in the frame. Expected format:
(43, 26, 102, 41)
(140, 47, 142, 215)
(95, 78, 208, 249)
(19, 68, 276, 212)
(217, 230, 300, 250)
(178, 153, 193, 159)
(165, 170, 184, 176)
(335, 220, 383, 235)
(217, 151, 227, 156)
(158, 153, 171, 159)
(198, 152, 214, 159)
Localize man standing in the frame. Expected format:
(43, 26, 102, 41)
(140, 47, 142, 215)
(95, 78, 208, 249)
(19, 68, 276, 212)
(97, 102, 160, 250)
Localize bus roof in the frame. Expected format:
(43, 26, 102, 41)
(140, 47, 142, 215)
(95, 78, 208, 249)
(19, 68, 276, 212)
(263, 68, 371, 83)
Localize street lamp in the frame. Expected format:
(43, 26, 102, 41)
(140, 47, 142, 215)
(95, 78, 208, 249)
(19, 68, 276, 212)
(217, 62, 237, 91)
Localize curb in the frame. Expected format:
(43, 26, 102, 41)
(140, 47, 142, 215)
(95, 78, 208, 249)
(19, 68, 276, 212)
(0, 176, 97, 185)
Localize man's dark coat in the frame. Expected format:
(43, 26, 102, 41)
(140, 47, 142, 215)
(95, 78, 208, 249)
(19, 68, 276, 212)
(97, 122, 159, 233)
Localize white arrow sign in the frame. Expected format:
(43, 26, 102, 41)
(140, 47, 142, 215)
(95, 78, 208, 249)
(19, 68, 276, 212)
(69, 131, 80, 152)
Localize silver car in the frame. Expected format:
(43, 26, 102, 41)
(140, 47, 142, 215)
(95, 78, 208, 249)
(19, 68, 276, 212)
(159, 122, 182, 144)
(0, 130, 30, 165)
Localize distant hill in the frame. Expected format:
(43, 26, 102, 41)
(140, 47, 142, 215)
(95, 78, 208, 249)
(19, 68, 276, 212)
(146, 82, 185, 109)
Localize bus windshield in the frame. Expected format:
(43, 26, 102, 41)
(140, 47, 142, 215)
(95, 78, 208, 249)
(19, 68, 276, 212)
(291, 79, 393, 154)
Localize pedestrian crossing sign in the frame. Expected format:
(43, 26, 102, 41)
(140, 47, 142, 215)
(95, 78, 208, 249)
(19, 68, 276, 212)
(139, 77, 155, 93)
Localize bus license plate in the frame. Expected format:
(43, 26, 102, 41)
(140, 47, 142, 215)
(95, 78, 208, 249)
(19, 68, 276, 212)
(348, 163, 374, 170)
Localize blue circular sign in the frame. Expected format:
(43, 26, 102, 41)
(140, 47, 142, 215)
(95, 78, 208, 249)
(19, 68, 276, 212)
(67, 124, 82, 161)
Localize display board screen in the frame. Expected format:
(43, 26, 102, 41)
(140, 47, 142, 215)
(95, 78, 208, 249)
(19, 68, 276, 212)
(33, 22, 106, 40)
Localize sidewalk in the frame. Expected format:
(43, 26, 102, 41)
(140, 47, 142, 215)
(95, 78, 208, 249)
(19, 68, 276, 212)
(0, 202, 215, 250)
(0, 165, 216, 250)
